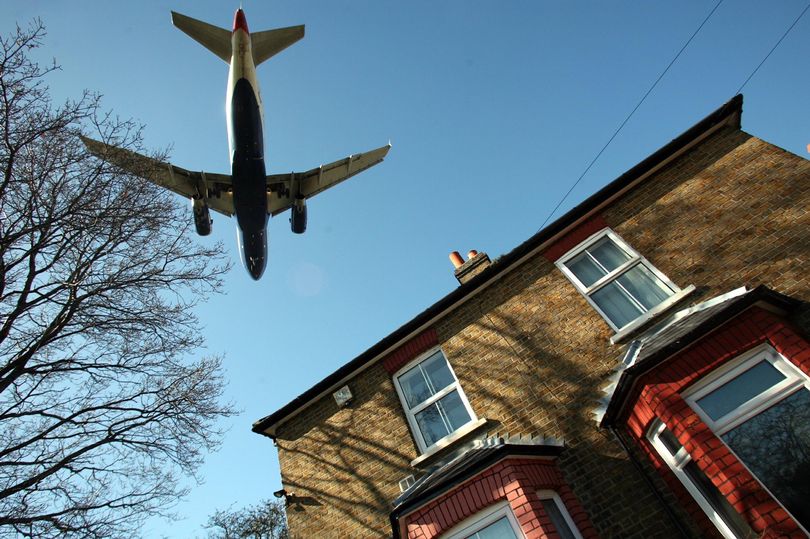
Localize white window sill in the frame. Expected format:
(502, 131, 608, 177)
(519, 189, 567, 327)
(610, 285, 696, 345)
(410, 418, 488, 468)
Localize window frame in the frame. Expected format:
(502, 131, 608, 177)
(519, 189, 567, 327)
(683, 343, 810, 435)
(555, 228, 682, 332)
(442, 500, 524, 539)
(647, 419, 747, 539)
(682, 343, 810, 535)
(536, 490, 584, 539)
(393, 347, 477, 454)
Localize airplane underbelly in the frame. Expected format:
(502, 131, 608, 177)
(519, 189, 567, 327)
(229, 75, 268, 232)
(230, 77, 264, 159)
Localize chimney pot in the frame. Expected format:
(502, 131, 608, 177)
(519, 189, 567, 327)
(452, 250, 491, 285)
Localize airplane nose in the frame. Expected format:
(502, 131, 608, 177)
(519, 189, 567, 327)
(246, 257, 265, 281)
(233, 9, 249, 34)
(237, 227, 267, 281)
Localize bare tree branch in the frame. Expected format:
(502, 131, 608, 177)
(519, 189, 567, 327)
(206, 500, 288, 539)
(0, 21, 236, 538)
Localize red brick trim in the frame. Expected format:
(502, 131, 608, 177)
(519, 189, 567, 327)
(622, 307, 809, 538)
(541, 215, 608, 263)
(382, 328, 439, 375)
(401, 457, 598, 539)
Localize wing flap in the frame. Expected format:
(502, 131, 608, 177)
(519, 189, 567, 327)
(266, 143, 391, 216)
(80, 136, 235, 217)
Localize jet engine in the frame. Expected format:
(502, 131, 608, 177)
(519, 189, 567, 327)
(192, 197, 213, 236)
(290, 195, 307, 234)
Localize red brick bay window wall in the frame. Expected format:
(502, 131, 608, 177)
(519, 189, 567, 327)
(622, 306, 810, 538)
(395, 457, 598, 539)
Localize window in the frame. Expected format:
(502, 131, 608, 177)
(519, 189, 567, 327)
(685, 344, 810, 531)
(443, 502, 523, 539)
(647, 419, 754, 539)
(536, 491, 583, 539)
(556, 229, 680, 332)
(394, 349, 476, 452)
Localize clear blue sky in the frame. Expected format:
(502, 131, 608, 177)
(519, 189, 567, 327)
(2, 1, 808, 537)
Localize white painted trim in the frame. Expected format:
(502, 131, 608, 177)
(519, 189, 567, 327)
(393, 348, 478, 454)
(258, 116, 735, 436)
(647, 420, 741, 539)
(409, 418, 488, 468)
(536, 490, 584, 539)
(626, 286, 749, 349)
(684, 344, 810, 435)
(555, 228, 686, 335)
(610, 285, 696, 344)
(681, 345, 810, 536)
(442, 500, 524, 539)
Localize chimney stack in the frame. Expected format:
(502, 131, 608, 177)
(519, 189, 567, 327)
(449, 249, 491, 285)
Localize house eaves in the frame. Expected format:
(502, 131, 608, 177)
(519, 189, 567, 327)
(253, 95, 745, 438)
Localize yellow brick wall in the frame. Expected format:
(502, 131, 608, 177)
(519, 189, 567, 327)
(274, 126, 810, 538)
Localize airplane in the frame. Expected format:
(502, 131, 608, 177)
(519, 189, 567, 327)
(82, 8, 390, 280)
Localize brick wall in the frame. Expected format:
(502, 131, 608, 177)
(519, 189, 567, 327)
(622, 307, 810, 538)
(273, 125, 810, 538)
(401, 457, 597, 539)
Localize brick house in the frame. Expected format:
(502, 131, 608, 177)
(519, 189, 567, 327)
(252, 95, 810, 538)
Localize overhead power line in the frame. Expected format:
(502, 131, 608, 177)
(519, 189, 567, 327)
(736, 2, 810, 93)
(537, 1, 725, 232)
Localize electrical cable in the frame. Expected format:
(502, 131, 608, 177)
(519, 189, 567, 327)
(537, 1, 724, 232)
(736, 2, 810, 94)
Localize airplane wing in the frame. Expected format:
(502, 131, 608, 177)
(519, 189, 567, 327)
(80, 136, 235, 217)
(265, 143, 391, 216)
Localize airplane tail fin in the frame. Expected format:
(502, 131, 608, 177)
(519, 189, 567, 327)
(171, 11, 231, 63)
(171, 11, 304, 66)
(251, 25, 305, 66)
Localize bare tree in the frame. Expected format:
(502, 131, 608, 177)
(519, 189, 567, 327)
(205, 500, 288, 539)
(0, 21, 235, 538)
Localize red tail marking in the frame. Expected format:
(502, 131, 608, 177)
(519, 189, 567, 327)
(233, 9, 249, 34)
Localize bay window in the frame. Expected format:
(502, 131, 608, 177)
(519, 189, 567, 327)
(685, 344, 810, 531)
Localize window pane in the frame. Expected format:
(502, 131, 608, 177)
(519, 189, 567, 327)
(696, 361, 786, 421)
(721, 389, 810, 529)
(422, 352, 455, 395)
(414, 390, 471, 447)
(591, 281, 644, 329)
(589, 236, 631, 273)
(566, 252, 605, 287)
(437, 390, 471, 433)
(658, 425, 683, 457)
(398, 365, 431, 409)
(467, 516, 518, 539)
(682, 461, 755, 539)
(615, 264, 673, 310)
(415, 403, 447, 447)
(541, 499, 577, 539)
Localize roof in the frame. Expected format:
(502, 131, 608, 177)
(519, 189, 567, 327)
(599, 285, 801, 427)
(389, 434, 564, 539)
(253, 95, 745, 438)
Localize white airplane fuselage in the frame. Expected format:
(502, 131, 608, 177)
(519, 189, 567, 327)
(82, 9, 389, 282)
(227, 11, 269, 280)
